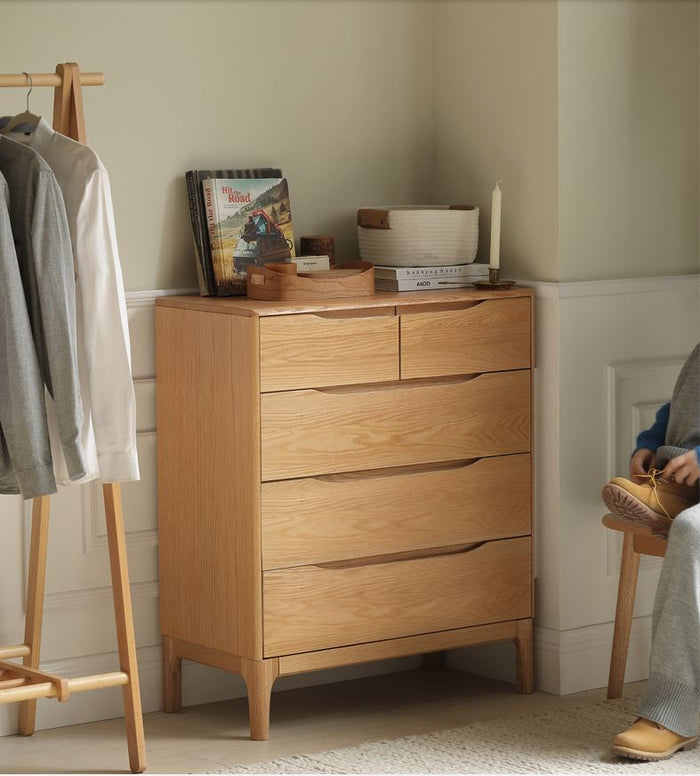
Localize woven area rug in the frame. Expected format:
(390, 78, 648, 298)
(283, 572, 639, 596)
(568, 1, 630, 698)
(215, 695, 700, 774)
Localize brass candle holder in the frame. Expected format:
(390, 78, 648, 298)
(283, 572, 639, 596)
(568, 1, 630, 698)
(473, 266, 516, 290)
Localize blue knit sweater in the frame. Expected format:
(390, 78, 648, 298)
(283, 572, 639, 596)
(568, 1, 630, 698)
(635, 402, 700, 463)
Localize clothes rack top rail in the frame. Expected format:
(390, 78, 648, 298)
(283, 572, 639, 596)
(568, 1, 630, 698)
(0, 72, 104, 87)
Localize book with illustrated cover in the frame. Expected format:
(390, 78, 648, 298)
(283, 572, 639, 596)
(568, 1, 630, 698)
(185, 168, 283, 295)
(373, 263, 489, 281)
(202, 177, 295, 296)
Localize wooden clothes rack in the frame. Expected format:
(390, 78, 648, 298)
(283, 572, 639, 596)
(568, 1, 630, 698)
(0, 62, 146, 773)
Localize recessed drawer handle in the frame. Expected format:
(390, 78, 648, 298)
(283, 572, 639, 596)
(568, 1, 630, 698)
(313, 541, 487, 570)
(308, 310, 396, 321)
(312, 458, 481, 483)
(312, 374, 481, 395)
(399, 300, 487, 315)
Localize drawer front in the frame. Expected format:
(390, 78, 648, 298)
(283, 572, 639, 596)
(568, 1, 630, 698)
(263, 537, 531, 656)
(260, 312, 399, 391)
(261, 370, 530, 481)
(262, 453, 531, 569)
(401, 297, 531, 379)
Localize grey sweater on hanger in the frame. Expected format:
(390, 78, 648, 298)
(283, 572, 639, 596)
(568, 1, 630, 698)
(0, 136, 86, 493)
(0, 171, 57, 498)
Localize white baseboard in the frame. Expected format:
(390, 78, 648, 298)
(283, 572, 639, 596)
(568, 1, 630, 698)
(446, 618, 652, 696)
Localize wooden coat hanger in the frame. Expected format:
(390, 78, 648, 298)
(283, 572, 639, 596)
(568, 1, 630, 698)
(0, 62, 146, 774)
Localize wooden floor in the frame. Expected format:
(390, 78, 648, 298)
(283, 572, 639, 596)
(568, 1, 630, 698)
(0, 669, 645, 774)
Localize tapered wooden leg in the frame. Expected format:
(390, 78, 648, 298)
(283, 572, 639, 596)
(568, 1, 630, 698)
(18, 496, 51, 736)
(104, 483, 147, 773)
(608, 532, 640, 699)
(514, 618, 534, 694)
(163, 635, 182, 713)
(241, 658, 279, 741)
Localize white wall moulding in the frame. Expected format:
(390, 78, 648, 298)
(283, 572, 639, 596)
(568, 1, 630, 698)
(42, 580, 159, 613)
(521, 274, 700, 299)
(125, 288, 198, 307)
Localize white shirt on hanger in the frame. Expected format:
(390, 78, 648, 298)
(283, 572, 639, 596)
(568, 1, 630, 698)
(21, 117, 139, 484)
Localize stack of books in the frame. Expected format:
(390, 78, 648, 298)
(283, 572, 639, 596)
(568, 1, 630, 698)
(185, 167, 294, 297)
(373, 262, 489, 292)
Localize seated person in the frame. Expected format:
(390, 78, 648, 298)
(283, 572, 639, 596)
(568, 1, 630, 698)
(602, 343, 699, 762)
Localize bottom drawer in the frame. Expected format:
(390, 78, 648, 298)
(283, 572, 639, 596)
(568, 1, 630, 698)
(263, 537, 531, 656)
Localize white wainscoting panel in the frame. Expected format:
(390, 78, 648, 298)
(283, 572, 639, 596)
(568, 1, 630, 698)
(554, 275, 698, 691)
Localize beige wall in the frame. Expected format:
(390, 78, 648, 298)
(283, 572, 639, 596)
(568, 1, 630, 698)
(558, 0, 699, 281)
(0, 1, 434, 291)
(433, 0, 699, 283)
(433, 0, 560, 282)
(2, 1, 696, 288)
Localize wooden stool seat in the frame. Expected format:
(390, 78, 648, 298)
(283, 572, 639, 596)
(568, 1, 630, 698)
(602, 513, 668, 699)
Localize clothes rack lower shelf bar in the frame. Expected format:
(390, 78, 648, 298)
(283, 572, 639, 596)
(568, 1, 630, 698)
(0, 671, 128, 703)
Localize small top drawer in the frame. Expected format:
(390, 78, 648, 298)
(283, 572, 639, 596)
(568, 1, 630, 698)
(260, 312, 399, 391)
(400, 297, 531, 379)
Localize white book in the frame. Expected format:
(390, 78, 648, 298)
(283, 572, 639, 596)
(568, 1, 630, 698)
(372, 263, 489, 281)
(375, 277, 481, 292)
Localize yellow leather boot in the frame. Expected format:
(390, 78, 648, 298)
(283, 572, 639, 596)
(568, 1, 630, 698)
(613, 718, 698, 761)
(601, 471, 698, 531)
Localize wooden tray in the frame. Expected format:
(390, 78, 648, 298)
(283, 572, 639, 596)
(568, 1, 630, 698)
(247, 261, 375, 301)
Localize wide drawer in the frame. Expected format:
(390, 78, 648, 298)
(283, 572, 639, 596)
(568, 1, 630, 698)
(260, 312, 399, 391)
(260, 370, 530, 480)
(262, 453, 531, 569)
(400, 297, 531, 379)
(263, 536, 531, 656)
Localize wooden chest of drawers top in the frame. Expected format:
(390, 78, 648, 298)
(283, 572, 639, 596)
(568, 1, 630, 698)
(156, 286, 533, 318)
(156, 288, 534, 391)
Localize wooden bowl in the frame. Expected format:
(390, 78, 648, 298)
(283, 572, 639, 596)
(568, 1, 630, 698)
(246, 261, 375, 301)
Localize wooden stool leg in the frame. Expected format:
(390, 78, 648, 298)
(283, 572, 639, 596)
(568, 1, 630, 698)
(241, 658, 279, 741)
(104, 483, 147, 773)
(18, 496, 51, 736)
(608, 531, 640, 699)
(163, 635, 182, 713)
(514, 618, 534, 694)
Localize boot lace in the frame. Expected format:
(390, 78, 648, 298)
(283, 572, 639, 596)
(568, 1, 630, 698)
(637, 468, 672, 521)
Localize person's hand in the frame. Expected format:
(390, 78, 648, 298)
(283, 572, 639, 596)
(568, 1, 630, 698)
(662, 451, 700, 487)
(630, 448, 656, 483)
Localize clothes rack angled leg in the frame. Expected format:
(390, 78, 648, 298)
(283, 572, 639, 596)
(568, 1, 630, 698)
(0, 63, 146, 773)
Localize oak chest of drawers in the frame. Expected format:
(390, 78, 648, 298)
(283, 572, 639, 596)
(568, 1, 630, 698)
(155, 287, 534, 739)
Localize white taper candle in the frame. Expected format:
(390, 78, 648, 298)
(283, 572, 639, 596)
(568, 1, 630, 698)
(490, 180, 503, 270)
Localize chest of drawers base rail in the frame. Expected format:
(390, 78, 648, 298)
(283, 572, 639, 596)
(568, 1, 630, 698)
(156, 288, 535, 741)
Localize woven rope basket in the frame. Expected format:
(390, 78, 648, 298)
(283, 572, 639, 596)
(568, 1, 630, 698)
(357, 205, 479, 267)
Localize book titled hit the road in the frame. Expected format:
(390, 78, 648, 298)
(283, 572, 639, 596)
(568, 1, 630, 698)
(201, 177, 295, 296)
